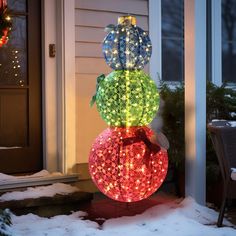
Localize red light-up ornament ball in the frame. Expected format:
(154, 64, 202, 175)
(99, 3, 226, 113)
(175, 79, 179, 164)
(89, 126, 168, 202)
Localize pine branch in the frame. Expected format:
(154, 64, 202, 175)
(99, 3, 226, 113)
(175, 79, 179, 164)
(0, 209, 12, 236)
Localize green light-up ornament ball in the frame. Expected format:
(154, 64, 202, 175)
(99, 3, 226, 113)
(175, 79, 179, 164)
(96, 70, 159, 127)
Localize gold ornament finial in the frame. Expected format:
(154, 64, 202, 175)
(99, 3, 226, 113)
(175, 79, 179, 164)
(118, 15, 136, 25)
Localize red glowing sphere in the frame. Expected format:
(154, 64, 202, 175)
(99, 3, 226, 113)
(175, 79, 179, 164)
(89, 126, 168, 202)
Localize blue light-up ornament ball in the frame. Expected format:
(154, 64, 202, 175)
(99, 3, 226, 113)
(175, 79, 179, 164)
(102, 15, 152, 70)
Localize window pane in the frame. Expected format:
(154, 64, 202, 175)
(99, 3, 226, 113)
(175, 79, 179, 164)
(162, 0, 184, 82)
(222, 0, 236, 83)
(222, 0, 236, 42)
(162, 39, 184, 81)
(222, 42, 236, 83)
(0, 16, 27, 86)
(162, 0, 184, 38)
(8, 0, 26, 12)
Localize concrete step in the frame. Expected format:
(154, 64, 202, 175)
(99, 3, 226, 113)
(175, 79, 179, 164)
(0, 171, 79, 192)
(0, 187, 93, 217)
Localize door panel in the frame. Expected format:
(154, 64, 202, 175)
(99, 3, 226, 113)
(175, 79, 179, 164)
(0, 89, 28, 146)
(0, 0, 42, 173)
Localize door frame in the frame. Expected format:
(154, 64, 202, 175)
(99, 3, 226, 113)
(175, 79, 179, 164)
(42, 0, 76, 173)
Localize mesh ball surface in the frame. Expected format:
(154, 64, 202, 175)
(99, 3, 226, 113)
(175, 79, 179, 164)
(96, 70, 160, 127)
(102, 24, 152, 70)
(89, 126, 168, 202)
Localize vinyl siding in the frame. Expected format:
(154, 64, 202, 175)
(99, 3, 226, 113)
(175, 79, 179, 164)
(75, 0, 149, 163)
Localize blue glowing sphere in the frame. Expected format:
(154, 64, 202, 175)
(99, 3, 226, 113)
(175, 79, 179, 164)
(102, 24, 152, 70)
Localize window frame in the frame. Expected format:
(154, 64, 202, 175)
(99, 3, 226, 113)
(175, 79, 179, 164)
(149, 0, 184, 87)
(220, 0, 236, 88)
(149, 0, 236, 88)
(211, 0, 222, 86)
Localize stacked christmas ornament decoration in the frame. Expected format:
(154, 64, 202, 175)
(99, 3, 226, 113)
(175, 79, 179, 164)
(89, 16, 168, 202)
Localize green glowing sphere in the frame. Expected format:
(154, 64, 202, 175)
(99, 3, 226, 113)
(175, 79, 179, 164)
(96, 70, 160, 126)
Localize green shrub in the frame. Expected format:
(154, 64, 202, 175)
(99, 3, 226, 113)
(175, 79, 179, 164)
(159, 83, 185, 169)
(159, 81, 236, 181)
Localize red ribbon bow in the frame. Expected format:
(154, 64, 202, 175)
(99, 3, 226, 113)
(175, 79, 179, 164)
(122, 128, 161, 167)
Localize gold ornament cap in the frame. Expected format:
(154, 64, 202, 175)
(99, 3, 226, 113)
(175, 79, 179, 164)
(118, 15, 136, 26)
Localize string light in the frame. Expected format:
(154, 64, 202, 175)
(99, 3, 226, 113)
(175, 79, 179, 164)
(102, 17, 152, 70)
(96, 70, 159, 127)
(5, 15, 11, 21)
(89, 127, 168, 202)
(89, 15, 168, 203)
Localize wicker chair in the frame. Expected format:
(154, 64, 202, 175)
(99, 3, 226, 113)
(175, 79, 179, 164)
(208, 121, 236, 227)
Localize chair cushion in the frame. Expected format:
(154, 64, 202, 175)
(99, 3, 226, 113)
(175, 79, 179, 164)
(231, 168, 236, 181)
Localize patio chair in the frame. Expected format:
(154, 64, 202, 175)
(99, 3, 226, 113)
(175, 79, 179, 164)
(208, 121, 236, 227)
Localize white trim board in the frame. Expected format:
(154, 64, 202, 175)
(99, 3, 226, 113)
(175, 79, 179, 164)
(42, 0, 76, 174)
(184, 0, 206, 205)
(149, 0, 162, 86)
(211, 0, 222, 86)
(42, 0, 58, 172)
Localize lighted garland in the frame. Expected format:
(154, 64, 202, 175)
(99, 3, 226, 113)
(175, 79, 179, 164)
(89, 126, 168, 202)
(0, 6, 12, 47)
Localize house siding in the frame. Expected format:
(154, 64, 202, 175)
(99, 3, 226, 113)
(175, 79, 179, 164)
(75, 0, 149, 163)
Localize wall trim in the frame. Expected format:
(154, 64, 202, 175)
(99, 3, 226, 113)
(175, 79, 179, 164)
(211, 0, 222, 86)
(42, 0, 76, 174)
(62, 0, 76, 173)
(149, 0, 162, 86)
(184, 0, 206, 205)
(42, 0, 58, 172)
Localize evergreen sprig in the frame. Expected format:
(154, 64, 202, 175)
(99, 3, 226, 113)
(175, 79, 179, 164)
(0, 209, 12, 236)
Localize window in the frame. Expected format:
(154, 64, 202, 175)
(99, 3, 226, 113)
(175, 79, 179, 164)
(0, 0, 27, 86)
(161, 0, 184, 82)
(222, 0, 236, 83)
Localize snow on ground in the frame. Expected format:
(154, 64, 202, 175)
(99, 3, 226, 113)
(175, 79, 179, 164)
(228, 121, 236, 127)
(0, 183, 79, 202)
(0, 170, 63, 182)
(8, 197, 236, 236)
